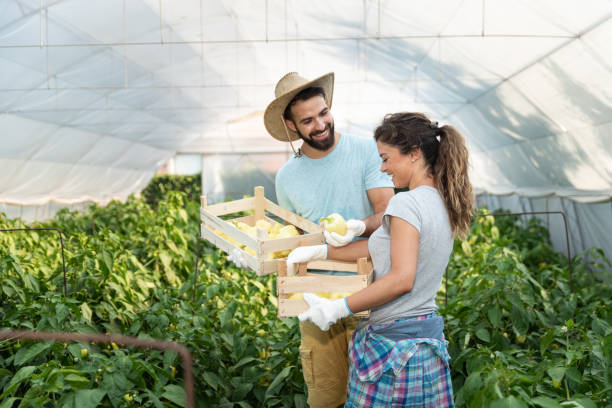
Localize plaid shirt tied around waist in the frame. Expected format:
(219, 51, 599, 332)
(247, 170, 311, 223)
(346, 313, 454, 408)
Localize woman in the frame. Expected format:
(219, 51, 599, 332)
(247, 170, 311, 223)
(287, 112, 473, 407)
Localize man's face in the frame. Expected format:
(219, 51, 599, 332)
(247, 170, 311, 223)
(285, 95, 335, 151)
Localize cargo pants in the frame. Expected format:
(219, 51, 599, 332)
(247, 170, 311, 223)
(299, 315, 360, 408)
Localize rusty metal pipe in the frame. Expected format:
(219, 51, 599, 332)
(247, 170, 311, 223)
(0, 329, 195, 408)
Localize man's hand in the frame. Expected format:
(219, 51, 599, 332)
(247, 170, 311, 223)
(298, 293, 352, 331)
(324, 219, 366, 247)
(227, 248, 247, 269)
(286, 245, 327, 275)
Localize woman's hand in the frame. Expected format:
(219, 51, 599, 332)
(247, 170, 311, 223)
(298, 293, 352, 331)
(286, 244, 328, 275)
(324, 219, 366, 247)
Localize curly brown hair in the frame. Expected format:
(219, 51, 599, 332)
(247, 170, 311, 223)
(374, 112, 474, 238)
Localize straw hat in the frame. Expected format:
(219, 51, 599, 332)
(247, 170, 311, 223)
(264, 72, 334, 142)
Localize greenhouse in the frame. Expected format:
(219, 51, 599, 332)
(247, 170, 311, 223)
(1, 1, 611, 407)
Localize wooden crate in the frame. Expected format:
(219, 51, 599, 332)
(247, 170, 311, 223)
(276, 257, 373, 318)
(200, 186, 325, 276)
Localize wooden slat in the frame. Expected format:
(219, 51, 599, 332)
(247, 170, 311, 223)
(232, 215, 254, 225)
(231, 215, 280, 227)
(254, 186, 265, 221)
(259, 259, 280, 276)
(200, 208, 258, 250)
(277, 274, 370, 294)
(264, 200, 323, 233)
(264, 216, 280, 225)
(205, 197, 255, 216)
(259, 232, 324, 253)
(277, 260, 287, 279)
(200, 225, 259, 271)
(357, 258, 373, 275)
(278, 299, 369, 318)
(306, 259, 359, 273)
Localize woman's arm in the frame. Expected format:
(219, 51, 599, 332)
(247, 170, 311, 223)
(345, 216, 418, 314)
(327, 239, 369, 261)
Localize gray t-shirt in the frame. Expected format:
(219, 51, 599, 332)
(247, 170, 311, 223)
(362, 186, 454, 326)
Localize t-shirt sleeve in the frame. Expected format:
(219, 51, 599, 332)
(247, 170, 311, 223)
(363, 139, 394, 190)
(275, 168, 295, 213)
(382, 193, 422, 233)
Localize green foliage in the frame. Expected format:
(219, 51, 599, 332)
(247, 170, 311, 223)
(442, 208, 612, 407)
(0, 199, 610, 407)
(0, 192, 303, 407)
(140, 174, 202, 209)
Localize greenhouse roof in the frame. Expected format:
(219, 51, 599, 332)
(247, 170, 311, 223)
(1, 0, 611, 205)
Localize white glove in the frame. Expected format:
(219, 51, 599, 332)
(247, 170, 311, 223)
(298, 293, 352, 331)
(227, 248, 247, 268)
(286, 244, 327, 276)
(324, 219, 366, 247)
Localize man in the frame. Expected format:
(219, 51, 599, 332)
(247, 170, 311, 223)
(264, 72, 394, 407)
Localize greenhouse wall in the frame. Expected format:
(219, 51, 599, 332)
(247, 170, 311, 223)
(0, 201, 94, 223)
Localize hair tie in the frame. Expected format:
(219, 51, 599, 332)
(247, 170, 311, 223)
(430, 121, 442, 141)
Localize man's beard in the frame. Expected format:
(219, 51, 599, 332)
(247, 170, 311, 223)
(299, 123, 335, 151)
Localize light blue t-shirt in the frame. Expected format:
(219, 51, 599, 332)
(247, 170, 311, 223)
(275, 133, 393, 226)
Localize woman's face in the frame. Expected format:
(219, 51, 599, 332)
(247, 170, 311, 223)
(377, 141, 414, 188)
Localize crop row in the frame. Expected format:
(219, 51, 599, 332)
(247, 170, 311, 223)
(0, 192, 610, 407)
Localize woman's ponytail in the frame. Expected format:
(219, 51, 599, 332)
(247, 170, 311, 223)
(434, 125, 473, 238)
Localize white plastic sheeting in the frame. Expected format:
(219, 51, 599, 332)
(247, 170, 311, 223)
(1, 1, 611, 259)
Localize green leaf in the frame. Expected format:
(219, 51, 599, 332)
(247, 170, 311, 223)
(159, 251, 172, 270)
(571, 397, 597, 408)
(0, 366, 37, 399)
(539, 330, 555, 356)
(0, 398, 19, 408)
(531, 396, 562, 408)
(547, 366, 566, 383)
(232, 356, 257, 370)
(145, 389, 164, 408)
(294, 394, 308, 408)
(102, 250, 113, 274)
(565, 366, 582, 384)
(231, 381, 252, 401)
(265, 366, 292, 399)
(80, 302, 92, 323)
(475, 328, 490, 343)
(14, 342, 52, 366)
(65, 373, 90, 389)
(74, 389, 106, 408)
(159, 251, 178, 284)
(203, 371, 220, 391)
(487, 305, 502, 328)
(490, 396, 528, 408)
(55, 303, 70, 324)
(178, 209, 188, 223)
(161, 384, 185, 407)
(459, 371, 482, 402)
(510, 307, 528, 335)
(219, 301, 238, 327)
(101, 372, 133, 406)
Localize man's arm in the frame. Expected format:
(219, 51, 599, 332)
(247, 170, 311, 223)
(362, 187, 394, 236)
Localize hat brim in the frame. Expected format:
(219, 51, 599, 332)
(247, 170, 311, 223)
(264, 72, 334, 142)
